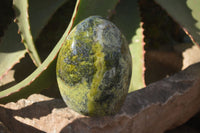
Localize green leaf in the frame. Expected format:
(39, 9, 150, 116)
(0, 22, 26, 80)
(111, 0, 145, 92)
(13, 0, 41, 66)
(129, 26, 145, 92)
(28, 0, 69, 40)
(0, 0, 68, 80)
(0, 0, 119, 104)
(154, 0, 200, 46)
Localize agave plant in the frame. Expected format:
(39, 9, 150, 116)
(0, 0, 199, 105)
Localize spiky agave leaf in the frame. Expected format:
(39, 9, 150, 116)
(0, 0, 68, 79)
(155, 0, 200, 46)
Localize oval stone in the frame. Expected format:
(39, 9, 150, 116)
(56, 16, 132, 116)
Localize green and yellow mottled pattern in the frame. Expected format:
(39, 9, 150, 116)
(56, 16, 132, 116)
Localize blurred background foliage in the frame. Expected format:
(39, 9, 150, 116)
(0, 0, 197, 95)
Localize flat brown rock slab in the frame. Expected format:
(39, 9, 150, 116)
(0, 63, 200, 133)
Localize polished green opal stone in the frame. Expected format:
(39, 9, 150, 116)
(56, 16, 132, 116)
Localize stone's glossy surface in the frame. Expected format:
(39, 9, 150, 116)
(56, 16, 132, 116)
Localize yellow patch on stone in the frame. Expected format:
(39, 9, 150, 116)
(57, 77, 89, 113)
(87, 42, 106, 115)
